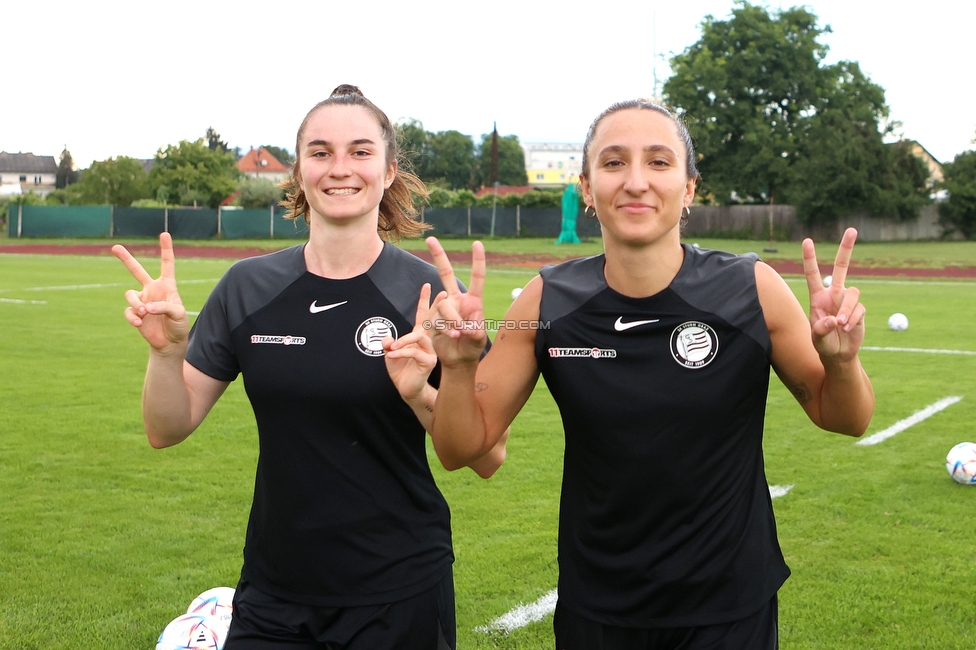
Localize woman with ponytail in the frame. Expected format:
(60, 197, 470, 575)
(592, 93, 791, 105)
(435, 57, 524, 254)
(113, 85, 502, 649)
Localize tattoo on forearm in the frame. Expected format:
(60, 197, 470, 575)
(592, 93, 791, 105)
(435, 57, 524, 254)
(790, 383, 812, 402)
(475, 382, 488, 393)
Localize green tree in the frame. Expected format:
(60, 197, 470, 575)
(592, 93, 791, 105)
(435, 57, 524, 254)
(788, 62, 929, 223)
(665, 2, 928, 222)
(395, 118, 432, 179)
(206, 127, 230, 153)
(238, 177, 284, 208)
(69, 157, 151, 206)
(474, 132, 528, 188)
(56, 147, 78, 189)
(149, 139, 240, 208)
(426, 130, 476, 190)
(665, 2, 827, 205)
(938, 150, 976, 239)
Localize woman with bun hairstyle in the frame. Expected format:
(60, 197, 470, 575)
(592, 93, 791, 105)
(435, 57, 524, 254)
(113, 85, 502, 650)
(397, 99, 874, 649)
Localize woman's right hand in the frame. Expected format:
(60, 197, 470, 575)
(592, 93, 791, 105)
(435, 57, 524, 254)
(425, 236, 488, 367)
(112, 232, 189, 355)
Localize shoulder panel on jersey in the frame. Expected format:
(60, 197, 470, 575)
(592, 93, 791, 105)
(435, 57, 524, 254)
(217, 244, 307, 332)
(672, 244, 770, 352)
(539, 254, 607, 324)
(367, 243, 453, 324)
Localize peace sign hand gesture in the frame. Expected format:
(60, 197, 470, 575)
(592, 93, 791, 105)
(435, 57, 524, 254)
(384, 283, 438, 403)
(802, 227, 866, 361)
(111, 232, 189, 356)
(425, 237, 488, 368)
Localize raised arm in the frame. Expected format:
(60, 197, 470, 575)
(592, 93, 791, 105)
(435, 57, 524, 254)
(423, 237, 541, 470)
(112, 233, 229, 448)
(757, 227, 874, 435)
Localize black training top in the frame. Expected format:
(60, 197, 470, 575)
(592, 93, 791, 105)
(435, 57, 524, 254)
(186, 242, 453, 606)
(536, 244, 790, 628)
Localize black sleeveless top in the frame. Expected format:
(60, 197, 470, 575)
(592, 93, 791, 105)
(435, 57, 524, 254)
(535, 244, 789, 627)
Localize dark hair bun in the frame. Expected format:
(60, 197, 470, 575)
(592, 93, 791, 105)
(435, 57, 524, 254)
(330, 84, 364, 98)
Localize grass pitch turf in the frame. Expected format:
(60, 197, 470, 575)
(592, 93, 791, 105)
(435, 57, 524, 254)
(0, 241, 973, 648)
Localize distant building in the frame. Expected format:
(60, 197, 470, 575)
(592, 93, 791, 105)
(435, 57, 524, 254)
(237, 147, 290, 183)
(522, 143, 583, 188)
(903, 140, 943, 187)
(0, 151, 58, 197)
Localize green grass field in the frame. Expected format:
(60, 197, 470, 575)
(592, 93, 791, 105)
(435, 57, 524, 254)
(0, 240, 974, 648)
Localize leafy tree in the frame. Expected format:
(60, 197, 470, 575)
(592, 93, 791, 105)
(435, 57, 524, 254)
(259, 145, 294, 167)
(69, 157, 151, 206)
(474, 132, 528, 188)
(664, 2, 928, 223)
(426, 130, 476, 190)
(206, 127, 230, 153)
(789, 62, 929, 223)
(395, 119, 432, 179)
(149, 139, 240, 208)
(56, 147, 78, 189)
(238, 177, 284, 208)
(938, 150, 976, 239)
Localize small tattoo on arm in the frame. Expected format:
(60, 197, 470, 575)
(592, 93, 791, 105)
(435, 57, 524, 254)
(475, 382, 488, 393)
(790, 383, 812, 402)
(424, 406, 433, 413)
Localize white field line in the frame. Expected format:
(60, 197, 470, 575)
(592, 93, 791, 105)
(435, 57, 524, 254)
(0, 298, 47, 305)
(862, 346, 976, 356)
(856, 396, 963, 447)
(478, 483, 795, 635)
(784, 278, 976, 287)
(0, 278, 219, 294)
(769, 484, 794, 498)
(476, 589, 558, 634)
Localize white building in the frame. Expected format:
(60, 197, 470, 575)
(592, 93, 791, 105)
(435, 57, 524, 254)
(0, 152, 58, 196)
(522, 143, 584, 187)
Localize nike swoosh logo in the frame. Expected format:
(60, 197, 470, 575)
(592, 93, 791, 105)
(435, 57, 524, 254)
(614, 316, 660, 331)
(309, 300, 348, 314)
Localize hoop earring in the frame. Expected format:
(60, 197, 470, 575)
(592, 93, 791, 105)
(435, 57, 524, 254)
(584, 206, 597, 220)
(681, 206, 691, 221)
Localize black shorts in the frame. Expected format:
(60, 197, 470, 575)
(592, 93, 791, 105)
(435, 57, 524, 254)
(223, 570, 455, 650)
(553, 595, 778, 650)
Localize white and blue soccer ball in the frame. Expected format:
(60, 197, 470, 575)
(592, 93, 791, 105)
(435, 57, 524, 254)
(887, 312, 909, 331)
(187, 587, 235, 631)
(156, 613, 227, 650)
(946, 442, 976, 485)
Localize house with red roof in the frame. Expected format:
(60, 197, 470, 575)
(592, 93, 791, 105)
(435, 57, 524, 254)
(236, 147, 290, 183)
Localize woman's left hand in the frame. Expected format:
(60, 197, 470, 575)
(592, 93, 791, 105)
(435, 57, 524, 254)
(384, 283, 437, 403)
(802, 227, 866, 361)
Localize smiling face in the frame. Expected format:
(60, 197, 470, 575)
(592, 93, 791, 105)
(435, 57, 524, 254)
(579, 108, 696, 247)
(297, 104, 396, 225)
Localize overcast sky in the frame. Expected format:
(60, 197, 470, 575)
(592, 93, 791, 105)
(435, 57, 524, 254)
(3, 1, 971, 169)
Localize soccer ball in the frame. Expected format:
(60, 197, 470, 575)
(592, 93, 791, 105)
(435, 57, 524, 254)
(187, 587, 235, 630)
(511, 287, 523, 300)
(887, 313, 909, 331)
(156, 614, 227, 650)
(946, 442, 976, 485)
(823, 275, 832, 288)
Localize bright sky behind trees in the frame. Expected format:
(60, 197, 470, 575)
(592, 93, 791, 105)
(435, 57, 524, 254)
(4, 0, 971, 168)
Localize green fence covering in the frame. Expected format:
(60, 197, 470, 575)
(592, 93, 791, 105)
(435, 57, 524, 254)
(168, 208, 218, 239)
(18, 205, 112, 237)
(114, 207, 165, 237)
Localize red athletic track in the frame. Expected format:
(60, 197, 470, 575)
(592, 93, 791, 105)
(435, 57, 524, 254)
(2, 242, 974, 279)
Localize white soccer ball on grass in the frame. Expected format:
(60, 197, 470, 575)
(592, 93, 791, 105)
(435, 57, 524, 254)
(887, 313, 909, 331)
(511, 287, 523, 300)
(823, 275, 832, 288)
(946, 442, 976, 485)
(156, 613, 227, 650)
(187, 587, 235, 631)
